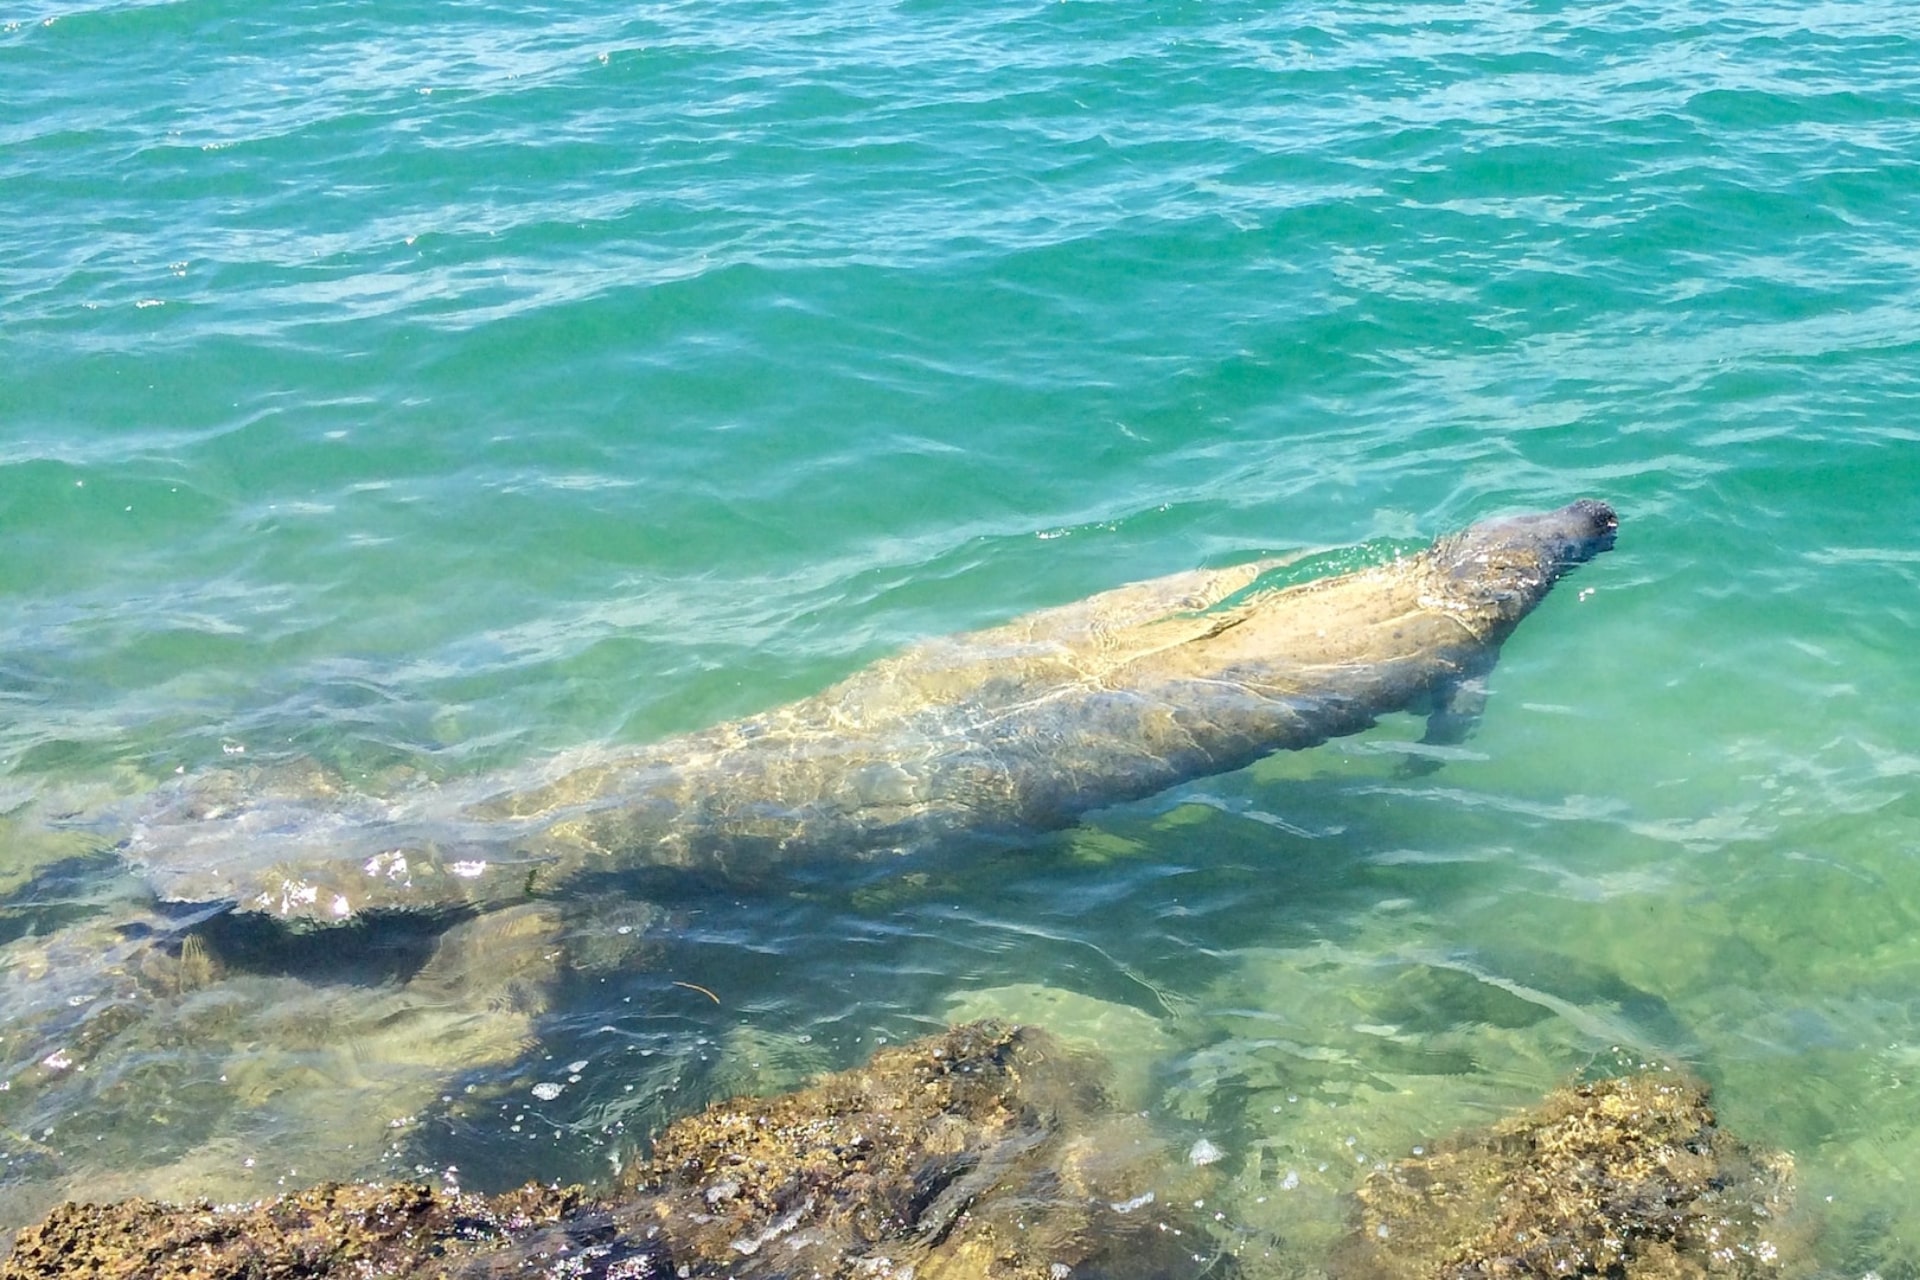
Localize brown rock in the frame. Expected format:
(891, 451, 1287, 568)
(3, 1022, 1212, 1280)
(0, 1180, 580, 1280)
(1330, 1072, 1799, 1280)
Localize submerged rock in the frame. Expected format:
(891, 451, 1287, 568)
(941, 981, 1178, 1109)
(1, 1021, 1221, 1280)
(0, 902, 580, 1234)
(1329, 1071, 1800, 1280)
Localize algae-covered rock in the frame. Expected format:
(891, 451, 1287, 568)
(3, 1021, 1222, 1280)
(1328, 1071, 1800, 1280)
(603, 1019, 1209, 1280)
(0, 1179, 581, 1279)
(1155, 941, 1636, 1272)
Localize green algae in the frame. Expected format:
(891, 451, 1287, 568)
(1189, 541, 1427, 618)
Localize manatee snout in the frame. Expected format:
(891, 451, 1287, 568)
(1427, 499, 1618, 617)
(1455, 498, 1617, 571)
(1540, 498, 1618, 565)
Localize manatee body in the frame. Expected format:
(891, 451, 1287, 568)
(127, 500, 1618, 926)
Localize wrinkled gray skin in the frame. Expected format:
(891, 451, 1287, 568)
(125, 500, 1617, 928)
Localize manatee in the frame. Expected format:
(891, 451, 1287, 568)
(124, 500, 1617, 926)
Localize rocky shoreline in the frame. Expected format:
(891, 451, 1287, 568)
(1, 1020, 1802, 1280)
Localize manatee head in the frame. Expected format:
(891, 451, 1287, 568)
(1427, 498, 1618, 622)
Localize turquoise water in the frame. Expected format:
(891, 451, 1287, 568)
(5, 0, 1920, 1269)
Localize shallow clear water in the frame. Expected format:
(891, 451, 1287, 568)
(4, 0, 1920, 1271)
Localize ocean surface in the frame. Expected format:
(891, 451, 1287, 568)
(4, 0, 1919, 1270)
